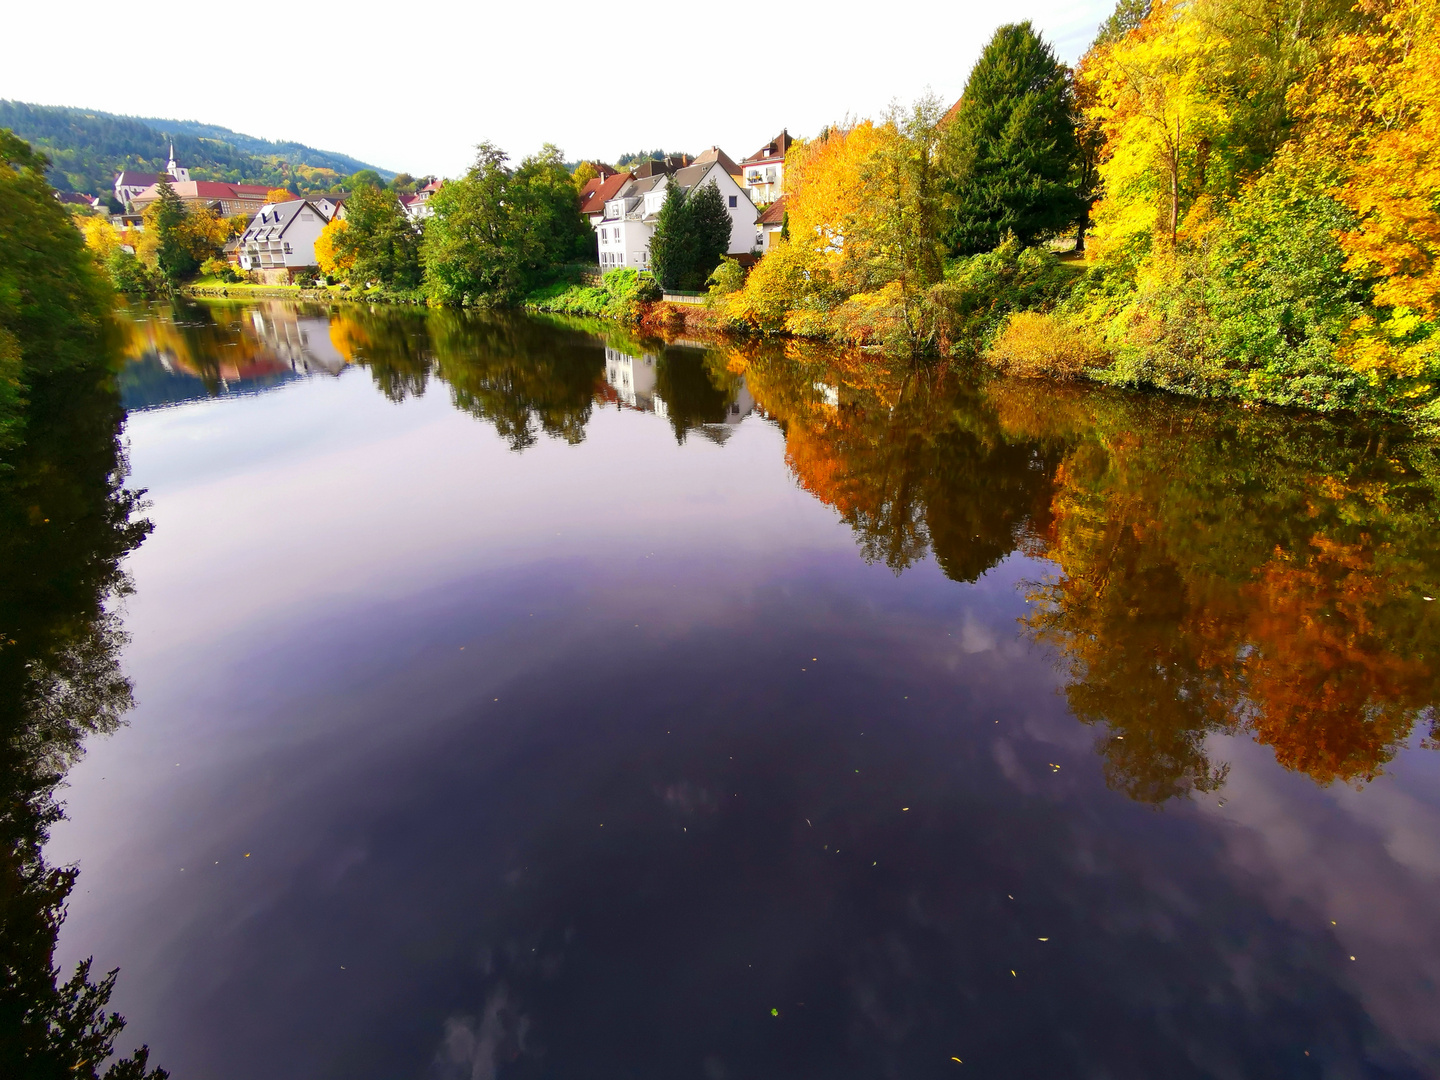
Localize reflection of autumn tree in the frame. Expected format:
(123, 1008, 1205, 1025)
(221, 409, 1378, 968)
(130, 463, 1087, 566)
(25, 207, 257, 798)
(1012, 386, 1440, 801)
(739, 344, 1071, 581)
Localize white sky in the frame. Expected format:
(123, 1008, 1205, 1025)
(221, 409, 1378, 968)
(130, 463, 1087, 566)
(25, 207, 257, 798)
(6, 0, 1114, 178)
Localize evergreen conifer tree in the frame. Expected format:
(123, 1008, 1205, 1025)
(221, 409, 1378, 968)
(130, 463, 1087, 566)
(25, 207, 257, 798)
(651, 179, 732, 291)
(941, 22, 1083, 254)
(147, 179, 196, 282)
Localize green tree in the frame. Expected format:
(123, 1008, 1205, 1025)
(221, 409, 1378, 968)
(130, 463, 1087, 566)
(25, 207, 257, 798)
(942, 22, 1084, 253)
(0, 131, 113, 445)
(650, 180, 732, 291)
(333, 184, 422, 289)
(389, 172, 417, 192)
(422, 142, 588, 304)
(343, 168, 384, 190)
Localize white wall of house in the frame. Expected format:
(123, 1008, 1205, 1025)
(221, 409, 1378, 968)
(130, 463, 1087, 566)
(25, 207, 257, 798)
(237, 200, 330, 271)
(743, 160, 783, 205)
(693, 166, 760, 256)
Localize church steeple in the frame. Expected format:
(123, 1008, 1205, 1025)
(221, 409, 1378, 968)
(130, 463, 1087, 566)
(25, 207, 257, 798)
(165, 141, 189, 184)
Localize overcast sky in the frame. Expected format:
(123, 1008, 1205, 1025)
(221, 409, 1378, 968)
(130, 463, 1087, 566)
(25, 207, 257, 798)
(6, 0, 1115, 178)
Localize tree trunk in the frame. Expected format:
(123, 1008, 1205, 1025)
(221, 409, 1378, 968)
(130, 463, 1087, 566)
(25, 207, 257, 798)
(1169, 155, 1179, 246)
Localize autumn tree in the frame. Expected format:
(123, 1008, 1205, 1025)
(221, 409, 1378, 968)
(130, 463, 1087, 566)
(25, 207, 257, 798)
(942, 22, 1084, 253)
(264, 188, 291, 204)
(314, 217, 352, 278)
(572, 161, 600, 190)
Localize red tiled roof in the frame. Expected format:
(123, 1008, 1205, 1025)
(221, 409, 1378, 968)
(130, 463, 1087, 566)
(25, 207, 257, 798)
(134, 180, 272, 202)
(742, 130, 794, 166)
(758, 195, 786, 225)
(579, 171, 632, 217)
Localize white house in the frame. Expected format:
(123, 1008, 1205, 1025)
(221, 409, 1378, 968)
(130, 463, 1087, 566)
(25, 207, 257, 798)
(405, 178, 442, 221)
(594, 158, 759, 272)
(236, 199, 330, 273)
(740, 130, 792, 206)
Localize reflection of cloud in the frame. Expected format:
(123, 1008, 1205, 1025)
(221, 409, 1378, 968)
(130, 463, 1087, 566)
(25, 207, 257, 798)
(433, 983, 531, 1080)
(1200, 735, 1440, 1065)
(958, 617, 996, 654)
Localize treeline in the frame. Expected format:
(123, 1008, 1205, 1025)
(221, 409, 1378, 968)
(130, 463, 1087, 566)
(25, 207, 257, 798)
(316, 143, 593, 303)
(716, 0, 1440, 426)
(0, 100, 392, 197)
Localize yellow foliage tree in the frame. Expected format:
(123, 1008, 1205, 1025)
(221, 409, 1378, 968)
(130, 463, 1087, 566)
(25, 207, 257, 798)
(1293, 0, 1440, 379)
(79, 215, 122, 258)
(264, 188, 293, 204)
(1082, 0, 1228, 251)
(315, 217, 352, 278)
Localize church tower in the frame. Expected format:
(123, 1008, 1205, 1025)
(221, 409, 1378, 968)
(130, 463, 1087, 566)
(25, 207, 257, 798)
(166, 142, 190, 184)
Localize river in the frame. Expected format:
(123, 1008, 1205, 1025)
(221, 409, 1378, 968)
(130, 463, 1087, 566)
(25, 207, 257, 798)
(19, 298, 1440, 1078)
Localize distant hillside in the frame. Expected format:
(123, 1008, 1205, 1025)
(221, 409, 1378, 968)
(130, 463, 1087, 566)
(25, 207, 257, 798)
(0, 100, 395, 197)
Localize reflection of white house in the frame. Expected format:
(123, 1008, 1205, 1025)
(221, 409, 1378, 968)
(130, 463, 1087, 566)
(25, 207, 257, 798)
(237, 200, 330, 272)
(604, 346, 665, 416)
(247, 308, 348, 374)
(594, 158, 759, 271)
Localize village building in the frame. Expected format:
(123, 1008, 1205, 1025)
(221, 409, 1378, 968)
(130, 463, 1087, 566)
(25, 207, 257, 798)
(131, 179, 272, 217)
(311, 193, 348, 220)
(113, 144, 189, 207)
(594, 157, 759, 271)
(404, 178, 443, 221)
(692, 146, 744, 183)
(236, 199, 330, 277)
(756, 195, 786, 252)
(578, 170, 633, 225)
(740, 130, 792, 206)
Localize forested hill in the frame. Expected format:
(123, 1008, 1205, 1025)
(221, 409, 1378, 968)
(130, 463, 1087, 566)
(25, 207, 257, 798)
(0, 100, 394, 196)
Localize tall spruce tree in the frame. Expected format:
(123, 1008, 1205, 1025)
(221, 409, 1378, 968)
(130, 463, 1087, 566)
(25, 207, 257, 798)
(941, 22, 1083, 254)
(650, 179, 732, 291)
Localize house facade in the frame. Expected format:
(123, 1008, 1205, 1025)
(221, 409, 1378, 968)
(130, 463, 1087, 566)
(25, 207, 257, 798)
(740, 130, 792, 206)
(594, 160, 759, 271)
(756, 195, 786, 251)
(404, 178, 442, 220)
(236, 199, 330, 273)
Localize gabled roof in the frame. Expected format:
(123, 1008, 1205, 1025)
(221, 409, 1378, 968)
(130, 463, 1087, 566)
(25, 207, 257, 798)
(741, 130, 793, 166)
(692, 146, 742, 179)
(239, 199, 325, 242)
(579, 171, 633, 217)
(632, 154, 692, 178)
(758, 195, 786, 225)
(115, 170, 168, 187)
(417, 178, 442, 195)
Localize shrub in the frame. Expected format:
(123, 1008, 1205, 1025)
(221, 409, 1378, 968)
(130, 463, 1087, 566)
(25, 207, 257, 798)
(706, 257, 746, 304)
(986, 311, 1110, 379)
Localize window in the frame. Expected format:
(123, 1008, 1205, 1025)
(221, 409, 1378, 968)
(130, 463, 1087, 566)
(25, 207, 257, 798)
(283, 243, 292, 254)
(728, 195, 737, 208)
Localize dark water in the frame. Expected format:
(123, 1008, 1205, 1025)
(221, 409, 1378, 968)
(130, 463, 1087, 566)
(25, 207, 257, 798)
(15, 299, 1440, 1078)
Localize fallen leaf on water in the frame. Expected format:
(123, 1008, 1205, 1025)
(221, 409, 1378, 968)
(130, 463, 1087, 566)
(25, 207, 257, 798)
(1038, 937, 1048, 941)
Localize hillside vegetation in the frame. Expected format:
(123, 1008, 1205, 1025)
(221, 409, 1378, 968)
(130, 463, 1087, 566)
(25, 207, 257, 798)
(0, 100, 392, 196)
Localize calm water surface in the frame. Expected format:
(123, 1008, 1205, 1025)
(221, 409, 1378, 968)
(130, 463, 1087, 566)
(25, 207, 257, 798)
(26, 300, 1440, 1077)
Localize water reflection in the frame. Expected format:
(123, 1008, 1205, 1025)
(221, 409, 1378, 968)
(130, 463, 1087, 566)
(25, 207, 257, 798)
(0, 363, 156, 1073)
(36, 300, 1439, 1076)
(114, 301, 1440, 804)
